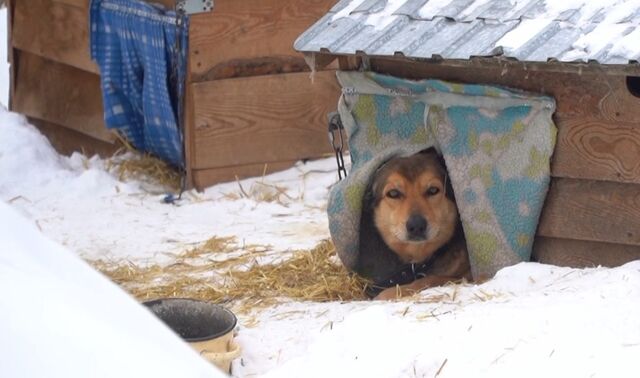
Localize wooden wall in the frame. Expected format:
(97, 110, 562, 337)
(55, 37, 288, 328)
(185, 0, 340, 189)
(355, 57, 640, 269)
(8, 0, 340, 185)
(9, 0, 127, 156)
(9, 0, 173, 156)
(8, 0, 181, 157)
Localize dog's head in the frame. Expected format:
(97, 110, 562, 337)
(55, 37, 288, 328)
(370, 149, 458, 264)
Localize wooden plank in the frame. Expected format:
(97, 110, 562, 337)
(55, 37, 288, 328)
(28, 117, 118, 158)
(338, 55, 361, 71)
(303, 52, 338, 72)
(8, 0, 16, 110)
(370, 58, 640, 124)
(197, 56, 314, 82)
(13, 0, 98, 73)
(51, 0, 86, 7)
(50, 0, 176, 10)
(188, 0, 335, 82)
(13, 50, 113, 142)
(552, 118, 640, 183)
(183, 36, 196, 189)
(191, 71, 340, 169)
(368, 55, 640, 79)
(538, 178, 640, 246)
(533, 236, 640, 268)
(369, 57, 640, 184)
(193, 161, 297, 190)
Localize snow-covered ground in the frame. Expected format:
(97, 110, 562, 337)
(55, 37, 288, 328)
(1, 108, 333, 265)
(2, 4, 640, 375)
(0, 201, 225, 378)
(2, 107, 640, 377)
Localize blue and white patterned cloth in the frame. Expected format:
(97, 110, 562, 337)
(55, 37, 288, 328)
(328, 71, 557, 281)
(90, 0, 188, 167)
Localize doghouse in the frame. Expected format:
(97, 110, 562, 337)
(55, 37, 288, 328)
(293, 0, 640, 269)
(7, 0, 640, 269)
(6, 0, 341, 188)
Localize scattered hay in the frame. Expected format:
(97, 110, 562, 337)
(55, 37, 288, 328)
(107, 152, 181, 191)
(222, 175, 297, 205)
(91, 239, 369, 313)
(176, 236, 238, 259)
(106, 133, 181, 190)
(226, 240, 368, 303)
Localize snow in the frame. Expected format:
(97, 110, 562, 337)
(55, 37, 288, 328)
(0, 110, 334, 263)
(235, 262, 640, 378)
(495, 18, 553, 50)
(517, 0, 640, 61)
(0, 202, 226, 378)
(563, 22, 631, 61)
(610, 26, 640, 58)
(2, 105, 640, 377)
(418, 0, 453, 19)
(330, 0, 640, 62)
(418, 0, 493, 20)
(457, 0, 491, 19)
(364, 0, 405, 30)
(2, 4, 640, 377)
(541, 0, 639, 24)
(331, 0, 366, 21)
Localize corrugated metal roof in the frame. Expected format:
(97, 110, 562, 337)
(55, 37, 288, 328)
(294, 0, 640, 65)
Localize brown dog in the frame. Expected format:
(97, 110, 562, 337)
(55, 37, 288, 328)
(370, 149, 471, 300)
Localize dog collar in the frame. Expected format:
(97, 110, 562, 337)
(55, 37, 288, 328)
(364, 241, 452, 298)
(364, 261, 431, 298)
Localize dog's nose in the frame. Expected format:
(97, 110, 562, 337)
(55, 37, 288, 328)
(406, 214, 427, 240)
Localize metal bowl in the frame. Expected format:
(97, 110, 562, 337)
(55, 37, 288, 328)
(143, 298, 237, 342)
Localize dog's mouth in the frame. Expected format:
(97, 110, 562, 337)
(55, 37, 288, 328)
(406, 235, 428, 243)
(394, 225, 440, 244)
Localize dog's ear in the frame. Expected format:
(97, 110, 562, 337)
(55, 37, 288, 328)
(369, 159, 394, 205)
(443, 172, 455, 200)
(428, 150, 455, 201)
(419, 147, 438, 156)
(363, 179, 387, 214)
(432, 150, 447, 170)
(362, 175, 378, 214)
(369, 175, 385, 206)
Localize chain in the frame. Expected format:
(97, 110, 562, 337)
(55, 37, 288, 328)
(328, 112, 348, 180)
(166, 1, 187, 203)
(172, 1, 185, 98)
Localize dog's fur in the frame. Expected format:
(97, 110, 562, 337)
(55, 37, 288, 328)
(369, 149, 472, 300)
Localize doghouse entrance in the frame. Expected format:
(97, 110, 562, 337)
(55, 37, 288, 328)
(626, 76, 640, 98)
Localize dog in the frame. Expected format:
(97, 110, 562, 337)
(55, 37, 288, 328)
(365, 149, 472, 300)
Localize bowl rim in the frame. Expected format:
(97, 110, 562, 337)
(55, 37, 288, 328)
(143, 298, 238, 342)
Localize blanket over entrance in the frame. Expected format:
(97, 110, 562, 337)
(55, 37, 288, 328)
(328, 71, 557, 282)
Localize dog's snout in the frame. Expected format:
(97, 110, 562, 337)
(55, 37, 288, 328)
(406, 214, 427, 240)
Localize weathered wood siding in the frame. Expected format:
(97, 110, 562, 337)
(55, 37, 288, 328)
(184, 0, 338, 188)
(9, 0, 114, 155)
(188, 0, 334, 82)
(13, 51, 109, 141)
(191, 71, 340, 170)
(9, 0, 177, 155)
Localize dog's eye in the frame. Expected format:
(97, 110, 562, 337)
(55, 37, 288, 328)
(386, 189, 403, 199)
(425, 187, 440, 196)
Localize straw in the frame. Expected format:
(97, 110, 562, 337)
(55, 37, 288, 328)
(90, 238, 370, 313)
(106, 132, 181, 190)
(222, 174, 297, 204)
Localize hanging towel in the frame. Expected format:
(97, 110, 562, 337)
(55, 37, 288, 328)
(90, 0, 188, 167)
